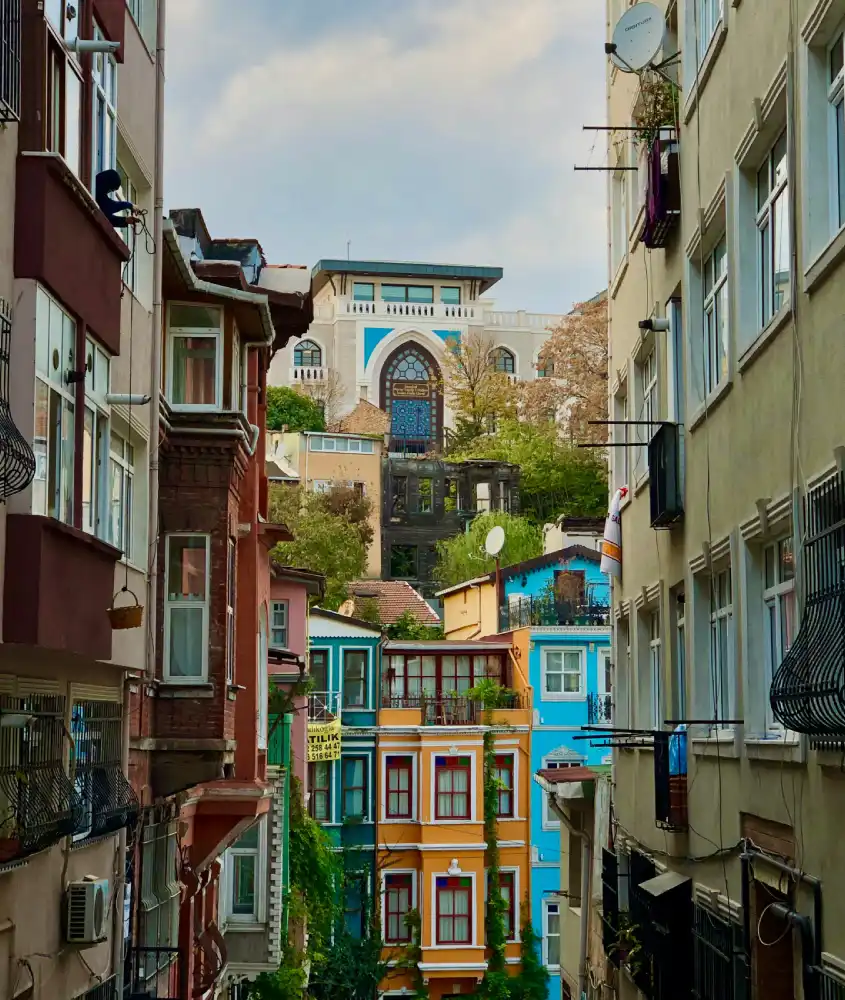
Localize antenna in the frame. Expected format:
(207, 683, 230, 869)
(485, 526, 505, 558)
(606, 2, 665, 73)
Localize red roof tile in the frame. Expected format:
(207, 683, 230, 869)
(349, 580, 440, 626)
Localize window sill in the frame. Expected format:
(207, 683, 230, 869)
(610, 256, 629, 300)
(804, 223, 845, 296)
(688, 376, 733, 432)
(540, 694, 588, 703)
(745, 733, 805, 764)
(158, 682, 215, 698)
(692, 732, 741, 758)
(224, 921, 268, 933)
(737, 305, 792, 374)
(682, 21, 728, 124)
(380, 818, 418, 825)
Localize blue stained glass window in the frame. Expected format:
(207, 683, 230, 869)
(391, 399, 431, 440)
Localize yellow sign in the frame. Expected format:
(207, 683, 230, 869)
(307, 718, 342, 762)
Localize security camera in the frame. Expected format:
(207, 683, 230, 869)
(638, 318, 671, 333)
(67, 37, 121, 55)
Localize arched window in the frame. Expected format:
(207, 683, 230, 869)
(537, 356, 555, 378)
(380, 342, 443, 454)
(294, 340, 322, 367)
(490, 347, 515, 374)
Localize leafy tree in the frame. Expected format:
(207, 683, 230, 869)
(355, 597, 382, 626)
(434, 512, 543, 590)
(384, 609, 444, 641)
(441, 330, 519, 448)
(266, 385, 326, 433)
(321, 485, 374, 549)
(450, 419, 608, 526)
(509, 916, 550, 1000)
(270, 486, 368, 609)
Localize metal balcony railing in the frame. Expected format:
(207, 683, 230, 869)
(124, 946, 181, 1000)
(0, 0, 21, 123)
(308, 691, 340, 722)
(382, 691, 521, 725)
(587, 693, 613, 726)
(77, 975, 118, 1000)
(499, 597, 611, 631)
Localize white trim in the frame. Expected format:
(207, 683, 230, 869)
(483, 864, 522, 943)
(222, 816, 268, 925)
(430, 869, 478, 948)
(492, 749, 518, 822)
(542, 897, 561, 970)
(379, 739, 484, 748)
(540, 646, 587, 701)
(380, 750, 418, 822)
(380, 868, 417, 945)
(339, 643, 373, 711)
(430, 749, 478, 823)
(163, 533, 211, 683)
(166, 301, 224, 412)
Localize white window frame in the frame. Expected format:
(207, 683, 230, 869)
(91, 22, 117, 186)
(381, 869, 417, 944)
(696, 0, 724, 63)
(430, 869, 477, 947)
(762, 538, 796, 733)
(649, 611, 662, 730)
(108, 428, 135, 560)
(484, 865, 521, 943)
(163, 534, 211, 684)
(541, 757, 585, 828)
(428, 750, 477, 825)
(542, 899, 561, 970)
(83, 336, 111, 540)
(224, 818, 267, 925)
(380, 751, 417, 823)
(708, 568, 735, 731)
(756, 131, 790, 328)
(258, 609, 268, 750)
(541, 647, 586, 701)
(675, 594, 687, 721)
(271, 600, 289, 648)
(116, 162, 138, 292)
(166, 302, 224, 411)
(635, 348, 658, 480)
(612, 382, 629, 491)
(702, 237, 729, 396)
(611, 163, 628, 275)
(829, 29, 845, 233)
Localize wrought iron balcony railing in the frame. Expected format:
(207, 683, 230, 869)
(499, 597, 611, 631)
(77, 974, 119, 1000)
(0, 0, 21, 123)
(587, 692, 613, 726)
(124, 946, 181, 1000)
(382, 691, 522, 725)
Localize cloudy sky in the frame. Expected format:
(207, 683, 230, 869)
(164, 0, 608, 314)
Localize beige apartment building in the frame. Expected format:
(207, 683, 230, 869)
(601, 1, 845, 998)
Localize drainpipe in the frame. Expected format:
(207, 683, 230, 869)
(547, 793, 591, 999)
(768, 903, 816, 1000)
(111, 676, 132, 990)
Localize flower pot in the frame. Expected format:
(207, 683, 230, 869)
(0, 837, 21, 862)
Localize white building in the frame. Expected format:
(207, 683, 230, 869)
(268, 260, 563, 452)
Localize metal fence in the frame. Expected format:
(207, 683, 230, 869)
(0, 0, 21, 123)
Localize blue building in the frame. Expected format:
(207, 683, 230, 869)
(499, 546, 611, 991)
(307, 608, 382, 936)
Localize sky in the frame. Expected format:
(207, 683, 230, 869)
(164, 0, 608, 315)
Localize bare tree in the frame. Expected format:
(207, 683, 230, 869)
(295, 369, 346, 428)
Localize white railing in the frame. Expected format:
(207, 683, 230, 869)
(484, 310, 562, 331)
(342, 300, 478, 320)
(291, 366, 326, 382)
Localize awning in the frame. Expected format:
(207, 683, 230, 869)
(639, 870, 690, 898)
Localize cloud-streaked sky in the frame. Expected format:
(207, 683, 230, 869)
(164, 0, 607, 314)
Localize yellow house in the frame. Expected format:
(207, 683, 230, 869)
(437, 575, 499, 639)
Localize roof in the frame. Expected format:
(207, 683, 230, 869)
(311, 607, 383, 633)
(270, 564, 325, 597)
(434, 544, 603, 597)
(349, 580, 440, 626)
(384, 640, 511, 652)
(312, 259, 503, 296)
(534, 766, 599, 787)
(266, 459, 299, 481)
(335, 400, 391, 437)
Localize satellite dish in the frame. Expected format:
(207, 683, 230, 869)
(338, 599, 356, 617)
(610, 2, 665, 72)
(485, 526, 505, 558)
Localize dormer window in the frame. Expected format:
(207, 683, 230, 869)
(167, 303, 223, 410)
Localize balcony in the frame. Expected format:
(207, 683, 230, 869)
(654, 730, 688, 832)
(0, 0, 21, 123)
(124, 946, 181, 1000)
(587, 693, 613, 726)
(309, 691, 340, 721)
(3, 515, 122, 660)
(381, 691, 523, 726)
(342, 300, 477, 321)
(641, 129, 681, 250)
(291, 365, 326, 383)
(485, 310, 561, 331)
(78, 976, 118, 1000)
(499, 596, 611, 631)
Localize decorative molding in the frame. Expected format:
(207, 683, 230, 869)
(802, 0, 838, 42)
(740, 492, 793, 542)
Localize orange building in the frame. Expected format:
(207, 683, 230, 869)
(376, 634, 533, 999)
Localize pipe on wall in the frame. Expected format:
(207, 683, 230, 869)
(548, 793, 592, 999)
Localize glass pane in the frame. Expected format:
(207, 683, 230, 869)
(764, 545, 775, 589)
(407, 286, 434, 304)
(65, 69, 82, 179)
(780, 538, 794, 582)
(167, 536, 207, 600)
(232, 855, 256, 914)
(714, 238, 727, 279)
(759, 220, 771, 323)
(757, 160, 770, 211)
(353, 282, 374, 301)
(110, 460, 125, 549)
(546, 671, 562, 694)
(95, 348, 110, 396)
(781, 591, 796, 652)
(32, 381, 49, 515)
(168, 606, 205, 677)
(172, 336, 217, 405)
(382, 285, 406, 302)
(234, 824, 260, 849)
(772, 132, 788, 189)
(836, 99, 845, 228)
(48, 298, 64, 378)
(772, 188, 790, 314)
(35, 290, 50, 378)
(717, 282, 729, 384)
(170, 304, 222, 329)
(441, 287, 461, 305)
(45, 0, 62, 29)
(60, 397, 74, 523)
(832, 34, 844, 83)
(82, 408, 94, 531)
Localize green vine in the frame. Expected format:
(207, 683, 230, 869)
(397, 908, 429, 1000)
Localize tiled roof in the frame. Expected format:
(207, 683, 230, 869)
(535, 766, 598, 785)
(335, 400, 390, 436)
(349, 580, 441, 625)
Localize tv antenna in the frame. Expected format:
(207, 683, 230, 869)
(605, 2, 679, 84)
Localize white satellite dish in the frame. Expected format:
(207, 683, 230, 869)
(485, 525, 505, 558)
(610, 2, 665, 72)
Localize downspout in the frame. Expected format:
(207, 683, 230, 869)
(112, 676, 132, 990)
(548, 793, 591, 999)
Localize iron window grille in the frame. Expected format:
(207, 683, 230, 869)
(0, 693, 79, 861)
(77, 975, 119, 1000)
(71, 700, 138, 840)
(600, 848, 620, 964)
(588, 692, 614, 725)
(692, 904, 749, 1000)
(0, 299, 36, 499)
(0, 0, 21, 123)
(818, 968, 845, 1000)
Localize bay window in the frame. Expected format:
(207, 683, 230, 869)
(757, 131, 790, 327)
(109, 431, 134, 559)
(167, 303, 223, 410)
(435, 756, 471, 820)
(763, 538, 796, 732)
(83, 337, 111, 539)
(33, 287, 76, 524)
(92, 23, 117, 183)
(436, 876, 472, 945)
(227, 822, 262, 922)
(385, 873, 413, 943)
(164, 535, 210, 682)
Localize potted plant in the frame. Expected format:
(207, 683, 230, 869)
(611, 913, 646, 975)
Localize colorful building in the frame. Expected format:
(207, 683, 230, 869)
(376, 637, 532, 1000)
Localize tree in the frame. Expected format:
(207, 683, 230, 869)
(450, 419, 608, 526)
(321, 484, 375, 550)
(441, 330, 519, 449)
(509, 917, 550, 1000)
(521, 294, 608, 445)
(270, 486, 369, 608)
(434, 512, 543, 590)
(266, 385, 326, 433)
(384, 609, 444, 641)
(295, 369, 346, 429)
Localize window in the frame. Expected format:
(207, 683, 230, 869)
(344, 874, 367, 938)
(342, 756, 367, 819)
(441, 286, 461, 305)
(128, 0, 147, 31)
(311, 480, 332, 494)
(294, 339, 322, 367)
(70, 698, 123, 842)
(675, 593, 687, 721)
(386, 756, 413, 819)
(310, 649, 329, 692)
(229, 823, 261, 921)
(613, 384, 629, 490)
(390, 544, 417, 579)
(757, 131, 790, 328)
(611, 161, 629, 273)
(33, 287, 76, 524)
(703, 237, 729, 395)
(226, 539, 236, 685)
(353, 282, 374, 302)
(309, 435, 374, 453)
(92, 23, 117, 184)
(271, 601, 288, 647)
(763, 538, 795, 732)
(495, 871, 517, 941)
(45, 4, 83, 179)
(831, 31, 845, 230)
(490, 347, 515, 374)
(436, 876, 472, 945)
(543, 901, 560, 968)
(494, 754, 514, 818)
(418, 477, 433, 513)
(231, 324, 243, 412)
(444, 477, 458, 512)
(139, 821, 180, 958)
(696, 0, 723, 62)
(385, 873, 413, 943)
(82, 337, 111, 539)
(167, 303, 223, 409)
(709, 569, 734, 728)
(109, 430, 135, 558)
(308, 761, 331, 821)
(537, 355, 554, 378)
(435, 756, 471, 820)
(164, 535, 210, 681)
(649, 612, 662, 730)
(116, 163, 138, 291)
(475, 481, 491, 513)
(636, 348, 657, 477)
(343, 650, 368, 708)
(382, 284, 434, 303)
(542, 648, 585, 699)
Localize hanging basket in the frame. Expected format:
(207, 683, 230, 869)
(107, 588, 144, 630)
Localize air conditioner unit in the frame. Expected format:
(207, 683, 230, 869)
(66, 876, 109, 945)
